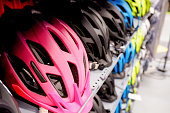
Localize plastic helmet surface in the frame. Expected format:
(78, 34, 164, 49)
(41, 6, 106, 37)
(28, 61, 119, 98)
(125, 42, 135, 64)
(115, 100, 122, 113)
(89, 94, 106, 113)
(0, 11, 92, 113)
(131, 28, 144, 53)
(113, 54, 126, 73)
(125, 0, 149, 17)
(71, 6, 112, 69)
(97, 76, 117, 102)
(108, 0, 133, 28)
(146, 0, 151, 13)
(90, 1, 128, 41)
(112, 54, 126, 79)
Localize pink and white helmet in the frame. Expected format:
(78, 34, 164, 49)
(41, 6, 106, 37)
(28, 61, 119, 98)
(0, 14, 92, 113)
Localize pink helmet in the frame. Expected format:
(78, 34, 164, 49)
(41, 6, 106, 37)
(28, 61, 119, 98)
(0, 13, 92, 113)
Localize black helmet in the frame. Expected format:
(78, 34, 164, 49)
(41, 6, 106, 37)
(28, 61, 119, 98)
(88, 1, 127, 41)
(97, 76, 117, 102)
(71, 6, 112, 69)
(0, 81, 20, 113)
(89, 94, 106, 113)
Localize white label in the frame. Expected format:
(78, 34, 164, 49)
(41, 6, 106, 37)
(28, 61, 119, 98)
(150, 7, 155, 14)
(128, 93, 142, 101)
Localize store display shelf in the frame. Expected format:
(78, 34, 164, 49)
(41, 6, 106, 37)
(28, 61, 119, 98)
(89, 30, 140, 97)
(90, 55, 119, 96)
(102, 58, 137, 113)
(141, 11, 152, 22)
(102, 87, 122, 113)
(122, 35, 152, 112)
(16, 1, 160, 112)
(16, 16, 150, 113)
(123, 64, 144, 113)
(15, 14, 149, 113)
(79, 54, 120, 113)
(140, 59, 147, 73)
(114, 65, 133, 90)
(123, 31, 137, 51)
(142, 33, 152, 46)
(141, 0, 159, 22)
(79, 12, 152, 112)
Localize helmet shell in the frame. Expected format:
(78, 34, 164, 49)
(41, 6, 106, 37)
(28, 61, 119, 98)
(0, 12, 92, 113)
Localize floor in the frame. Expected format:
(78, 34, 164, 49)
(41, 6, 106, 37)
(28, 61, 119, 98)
(132, 13, 170, 113)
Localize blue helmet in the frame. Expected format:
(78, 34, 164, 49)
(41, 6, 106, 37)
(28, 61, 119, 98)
(125, 42, 135, 64)
(114, 54, 126, 73)
(112, 54, 126, 79)
(108, 0, 133, 29)
(115, 100, 122, 113)
(122, 85, 128, 101)
(121, 84, 131, 103)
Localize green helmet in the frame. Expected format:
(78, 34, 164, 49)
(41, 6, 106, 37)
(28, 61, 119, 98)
(133, 87, 137, 94)
(146, 0, 151, 13)
(128, 77, 132, 86)
(131, 35, 136, 51)
(125, 0, 141, 17)
(135, 60, 140, 74)
(136, 28, 144, 53)
(126, 99, 132, 112)
(141, 0, 147, 17)
(131, 28, 144, 53)
(131, 68, 136, 86)
(131, 60, 140, 86)
(126, 0, 151, 17)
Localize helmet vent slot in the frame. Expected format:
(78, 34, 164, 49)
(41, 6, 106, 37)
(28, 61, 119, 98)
(98, 35, 105, 47)
(31, 61, 47, 83)
(0, 108, 11, 113)
(103, 18, 118, 32)
(66, 29, 79, 49)
(129, 52, 132, 62)
(127, 17, 130, 25)
(117, 5, 126, 13)
(73, 25, 91, 38)
(94, 96, 99, 105)
(84, 15, 98, 29)
(83, 55, 87, 78)
(108, 10, 119, 19)
(47, 74, 68, 98)
(8, 54, 46, 96)
(48, 30, 69, 53)
(27, 40, 54, 66)
(20, 0, 27, 3)
(68, 62, 79, 86)
(136, 7, 139, 14)
(73, 25, 86, 37)
(87, 43, 98, 58)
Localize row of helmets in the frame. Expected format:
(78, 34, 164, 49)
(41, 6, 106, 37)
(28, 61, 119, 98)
(0, 0, 151, 113)
(114, 60, 141, 113)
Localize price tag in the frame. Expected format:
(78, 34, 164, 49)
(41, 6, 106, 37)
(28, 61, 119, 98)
(128, 93, 142, 101)
(150, 7, 155, 14)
